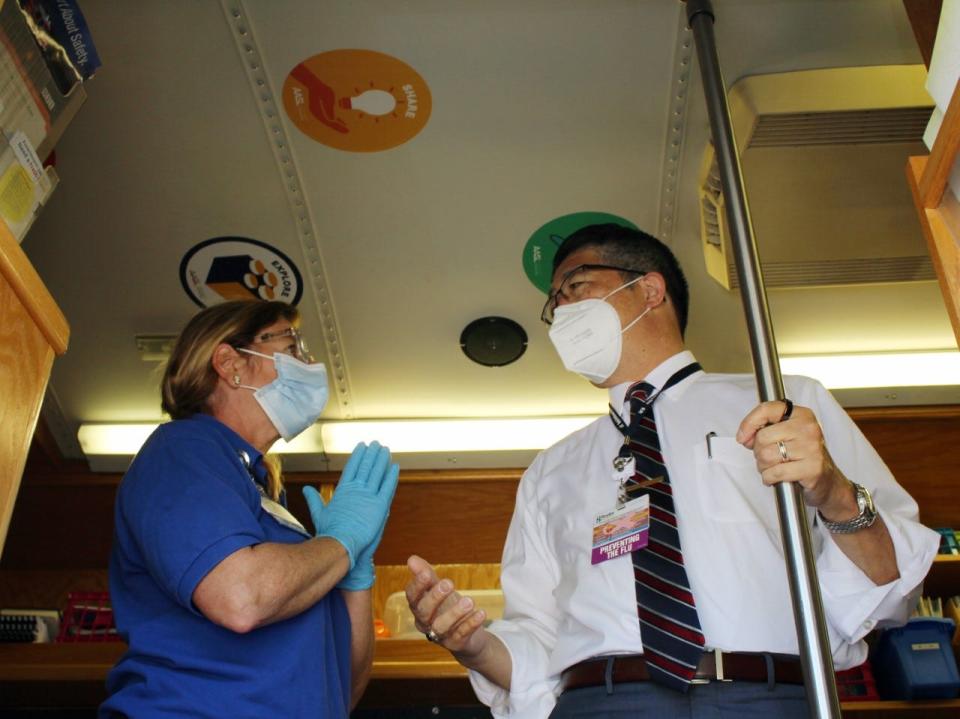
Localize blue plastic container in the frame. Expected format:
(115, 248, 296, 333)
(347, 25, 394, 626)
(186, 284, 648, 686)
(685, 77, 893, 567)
(872, 618, 960, 700)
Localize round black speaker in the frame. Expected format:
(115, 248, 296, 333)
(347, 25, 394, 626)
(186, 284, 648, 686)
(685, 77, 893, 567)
(459, 316, 528, 367)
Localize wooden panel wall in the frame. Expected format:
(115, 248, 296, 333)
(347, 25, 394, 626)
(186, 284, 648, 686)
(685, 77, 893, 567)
(2, 405, 958, 579)
(852, 406, 960, 529)
(286, 469, 521, 566)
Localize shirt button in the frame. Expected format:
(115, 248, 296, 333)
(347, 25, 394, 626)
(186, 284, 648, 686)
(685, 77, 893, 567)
(862, 620, 874, 631)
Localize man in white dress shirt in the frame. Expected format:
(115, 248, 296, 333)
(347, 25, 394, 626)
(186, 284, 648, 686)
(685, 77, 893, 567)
(405, 224, 938, 718)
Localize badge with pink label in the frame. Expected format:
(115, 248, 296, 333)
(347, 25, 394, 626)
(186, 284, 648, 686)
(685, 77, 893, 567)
(591, 495, 650, 565)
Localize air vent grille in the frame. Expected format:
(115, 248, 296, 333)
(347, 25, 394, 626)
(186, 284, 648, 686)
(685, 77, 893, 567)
(749, 106, 932, 147)
(725, 255, 935, 289)
(701, 167, 722, 248)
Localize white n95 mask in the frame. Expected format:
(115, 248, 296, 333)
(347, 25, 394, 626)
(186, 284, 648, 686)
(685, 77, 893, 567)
(237, 349, 329, 441)
(547, 277, 649, 384)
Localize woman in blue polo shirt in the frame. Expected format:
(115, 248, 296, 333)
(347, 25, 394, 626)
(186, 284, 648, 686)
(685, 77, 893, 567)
(101, 299, 399, 718)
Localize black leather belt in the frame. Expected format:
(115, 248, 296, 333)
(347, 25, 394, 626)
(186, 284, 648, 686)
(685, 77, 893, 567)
(561, 651, 804, 691)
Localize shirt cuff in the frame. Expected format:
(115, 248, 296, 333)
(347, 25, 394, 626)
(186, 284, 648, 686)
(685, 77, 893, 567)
(816, 507, 939, 643)
(468, 622, 562, 717)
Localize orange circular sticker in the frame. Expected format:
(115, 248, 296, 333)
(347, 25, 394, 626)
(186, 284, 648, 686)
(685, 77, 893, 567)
(282, 49, 431, 152)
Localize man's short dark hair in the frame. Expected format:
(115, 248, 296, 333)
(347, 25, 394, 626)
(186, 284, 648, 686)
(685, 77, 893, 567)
(553, 223, 690, 335)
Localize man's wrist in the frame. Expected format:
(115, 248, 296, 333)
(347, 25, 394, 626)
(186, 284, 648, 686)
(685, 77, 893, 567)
(817, 479, 859, 523)
(451, 627, 491, 666)
(818, 482, 878, 534)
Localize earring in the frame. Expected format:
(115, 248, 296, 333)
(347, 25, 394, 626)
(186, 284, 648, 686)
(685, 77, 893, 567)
(233, 375, 241, 386)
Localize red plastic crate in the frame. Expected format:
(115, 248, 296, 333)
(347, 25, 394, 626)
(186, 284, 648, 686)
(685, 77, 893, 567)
(56, 591, 121, 642)
(835, 660, 880, 702)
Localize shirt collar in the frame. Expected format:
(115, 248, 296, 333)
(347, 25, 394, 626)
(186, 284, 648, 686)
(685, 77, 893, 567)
(607, 350, 699, 410)
(190, 413, 265, 481)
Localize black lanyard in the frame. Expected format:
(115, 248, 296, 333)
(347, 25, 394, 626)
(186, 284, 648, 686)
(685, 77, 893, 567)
(238, 449, 288, 507)
(608, 362, 702, 437)
(609, 361, 702, 478)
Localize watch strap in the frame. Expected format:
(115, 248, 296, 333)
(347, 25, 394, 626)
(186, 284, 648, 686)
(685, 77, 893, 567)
(818, 483, 877, 534)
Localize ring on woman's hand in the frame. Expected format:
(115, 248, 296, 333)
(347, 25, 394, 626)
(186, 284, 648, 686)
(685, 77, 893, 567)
(425, 628, 442, 643)
(777, 440, 790, 463)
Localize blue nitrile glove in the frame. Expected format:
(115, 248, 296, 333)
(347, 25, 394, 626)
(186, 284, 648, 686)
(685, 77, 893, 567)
(338, 489, 394, 589)
(302, 441, 399, 587)
(303, 457, 399, 590)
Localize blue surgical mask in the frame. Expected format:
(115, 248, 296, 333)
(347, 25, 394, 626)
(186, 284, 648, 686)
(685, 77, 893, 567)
(237, 349, 329, 441)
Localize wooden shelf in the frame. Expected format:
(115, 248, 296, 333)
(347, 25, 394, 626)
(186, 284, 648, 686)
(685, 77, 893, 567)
(841, 699, 960, 718)
(905, 62, 960, 347)
(0, 639, 465, 683)
(2, 642, 959, 716)
(0, 641, 121, 682)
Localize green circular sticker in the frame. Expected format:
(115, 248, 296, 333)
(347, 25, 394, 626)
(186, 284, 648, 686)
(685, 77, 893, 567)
(522, 212, 639, 294)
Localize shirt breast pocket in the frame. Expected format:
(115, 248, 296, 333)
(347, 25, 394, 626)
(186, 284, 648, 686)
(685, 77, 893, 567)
(694, 436, 778, 525)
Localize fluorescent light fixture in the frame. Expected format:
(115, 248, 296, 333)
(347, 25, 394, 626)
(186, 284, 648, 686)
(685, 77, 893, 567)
(78, 423, 156, 455)
(76, 351, 959, 457)
(319, 417, 596, 454)
(77, 417, 598, 456)
(780, 351, 960, 389)
(77, 423, 329, 456)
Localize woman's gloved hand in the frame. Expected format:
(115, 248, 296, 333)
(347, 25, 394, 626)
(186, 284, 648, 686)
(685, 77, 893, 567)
(302, 441, 399, 589)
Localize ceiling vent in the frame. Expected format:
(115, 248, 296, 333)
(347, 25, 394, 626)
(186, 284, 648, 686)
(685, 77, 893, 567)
(699, 65, 936, 290)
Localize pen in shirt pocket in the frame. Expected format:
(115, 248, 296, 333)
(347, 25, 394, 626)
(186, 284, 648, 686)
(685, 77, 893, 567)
(706, 431, 717, 458)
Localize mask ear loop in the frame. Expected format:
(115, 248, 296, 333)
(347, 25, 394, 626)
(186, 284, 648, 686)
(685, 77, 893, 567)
(599, 274, 657, 334)
(621, 286, 668, 333)
(600, 273, 645, 302)
(621, 305, 652, 333)
(233, 347, 276, 392)
(238, 347, 275, 361)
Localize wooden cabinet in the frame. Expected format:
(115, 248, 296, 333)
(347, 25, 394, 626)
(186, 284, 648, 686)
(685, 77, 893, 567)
(0, 220, 68, 559)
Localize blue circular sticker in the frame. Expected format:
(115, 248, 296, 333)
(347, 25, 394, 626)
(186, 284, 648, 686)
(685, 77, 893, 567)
(180, 237, 304, 307)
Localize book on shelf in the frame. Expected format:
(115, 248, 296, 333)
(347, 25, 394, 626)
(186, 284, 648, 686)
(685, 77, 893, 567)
(912, 595, 944, 619)
(0, 0, 87, 156)
(914, 594, 960, 647)
(0, 608, 60, 643)
(20, 0, 101, 87)
(935, 527, 960, 555)
(946, 597, 960, 645)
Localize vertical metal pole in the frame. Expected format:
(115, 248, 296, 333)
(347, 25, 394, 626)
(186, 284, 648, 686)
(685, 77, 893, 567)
(684, 2, 841, 717)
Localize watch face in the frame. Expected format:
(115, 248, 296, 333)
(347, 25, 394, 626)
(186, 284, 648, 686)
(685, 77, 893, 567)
(856, 484, 876, 516)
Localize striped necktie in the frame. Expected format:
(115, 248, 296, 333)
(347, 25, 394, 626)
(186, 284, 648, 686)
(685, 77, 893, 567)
(623, 379, 705, 691)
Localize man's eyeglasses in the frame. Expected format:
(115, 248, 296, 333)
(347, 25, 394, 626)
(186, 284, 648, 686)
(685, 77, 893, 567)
(540, 264, 646, 324)
(251, 327, 312, 362)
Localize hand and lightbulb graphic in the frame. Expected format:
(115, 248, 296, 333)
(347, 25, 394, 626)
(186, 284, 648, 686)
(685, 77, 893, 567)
(338, 89, 397, 116)
(282, 49, 431, 152)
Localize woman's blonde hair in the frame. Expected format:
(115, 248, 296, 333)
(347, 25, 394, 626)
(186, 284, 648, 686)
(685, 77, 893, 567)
(161, 300, 299, 499)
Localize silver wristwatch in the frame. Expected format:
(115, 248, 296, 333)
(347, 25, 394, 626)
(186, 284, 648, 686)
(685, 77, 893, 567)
(818, 482, 877, 534)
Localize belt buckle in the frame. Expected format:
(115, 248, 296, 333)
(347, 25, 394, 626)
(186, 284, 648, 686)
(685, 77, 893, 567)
(690, 649, 733, 685)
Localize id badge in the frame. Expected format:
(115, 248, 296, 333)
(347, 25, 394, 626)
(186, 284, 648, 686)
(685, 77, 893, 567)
(591, 495, 650, 565)
(257, 486, 311, 537)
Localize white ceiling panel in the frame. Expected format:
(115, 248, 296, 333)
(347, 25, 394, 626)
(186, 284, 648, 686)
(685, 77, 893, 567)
(13, 0, 958, 468)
